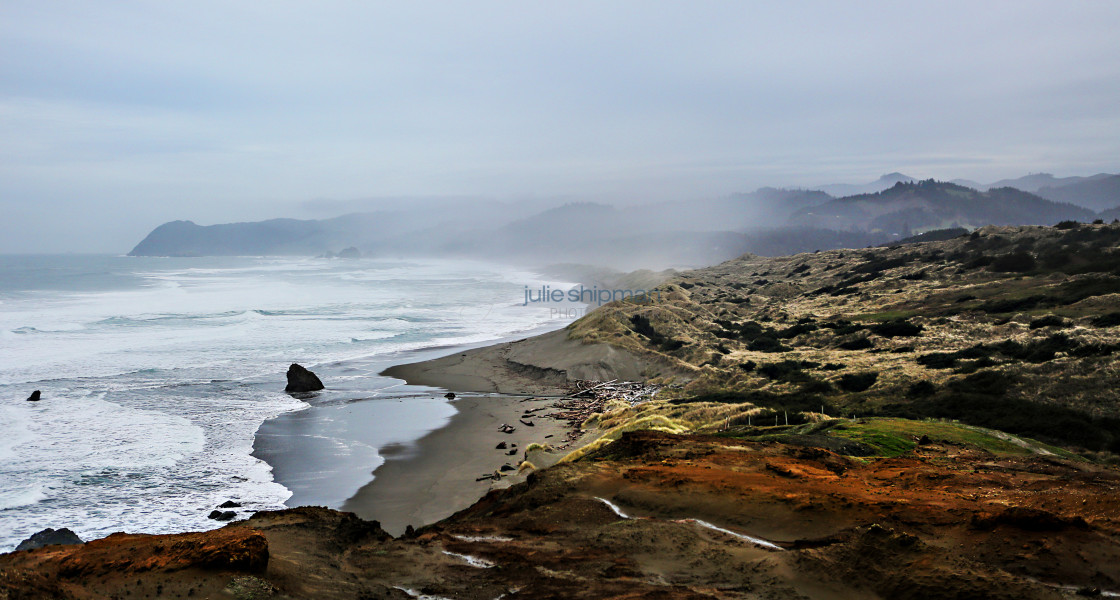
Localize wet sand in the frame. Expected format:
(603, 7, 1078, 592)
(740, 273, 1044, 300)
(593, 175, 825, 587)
(341, 394, 573, 536)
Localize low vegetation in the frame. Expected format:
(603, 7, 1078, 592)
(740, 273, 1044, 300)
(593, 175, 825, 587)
(564, 223, 1120, 460)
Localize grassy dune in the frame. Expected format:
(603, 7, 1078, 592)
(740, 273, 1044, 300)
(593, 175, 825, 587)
(563, 223, 1120, 460)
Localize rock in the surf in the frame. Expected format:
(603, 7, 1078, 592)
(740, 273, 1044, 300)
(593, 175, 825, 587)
(26, 390, 41, 402)
(208, 510, 237, 521)
(15, 528, 83, 551)
(285, 364, 324, 393)
(219, 500, 242, 508)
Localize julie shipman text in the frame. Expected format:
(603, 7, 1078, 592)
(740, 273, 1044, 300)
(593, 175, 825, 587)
(523, 285, 661, 307)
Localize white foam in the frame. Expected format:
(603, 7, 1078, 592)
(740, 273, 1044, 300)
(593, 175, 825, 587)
(0, 404, 36, 462)
(451, 534, 514, 543)
(0, 256, 582, 551)
(596, 497, 630, 519)
(0, 484, 47, 511)
(393, 587, 454, 600)
(683, 519, 784, 551)
(442, 550, 496, 568)
(596, 497, 782, 551)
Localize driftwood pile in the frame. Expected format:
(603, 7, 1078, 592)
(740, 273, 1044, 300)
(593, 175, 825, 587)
(478, 380, 662, 480)
(543, 379, 661, 448)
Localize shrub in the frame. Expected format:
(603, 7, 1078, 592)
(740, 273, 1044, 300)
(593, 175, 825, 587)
(954, 356, 998, 374)
(661, 339, 686, 352)
(800, 379, 834, 394)
(838, 372, 879, 392)
(948, 370, 1015, 395)
(630, 315, 662, 342)
(748, 336, 789, 353)
(759, 360, 807, 381)
(907, 380, 937, 397)
(990, 251, 1037, 273)
(776, 322, 818, 339)
(1091, 312, 1120, 327)
(870, 319, 924, 338)
(839, 337, 874, 351)
(917, 352, 960, 369)
(977, 295, 1048, 313)
(1055, 220, 1080, 230)
(1029, 315, 1067, 329)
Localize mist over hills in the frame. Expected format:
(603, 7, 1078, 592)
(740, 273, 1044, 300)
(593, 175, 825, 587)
(791, 180, 1096, 232)
(129, 172, 1119, 270)
(813, 172, 917, 197)
(1033, 174, 1120, 212)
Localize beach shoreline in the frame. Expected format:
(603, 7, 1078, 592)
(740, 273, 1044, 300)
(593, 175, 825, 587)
(252, 319, 597, 535)
(341, 393, 579, 535)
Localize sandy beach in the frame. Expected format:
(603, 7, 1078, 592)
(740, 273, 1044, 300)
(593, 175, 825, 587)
(340, 328, 680, 533)
(257, 325, 664, 536)
(341, 393, 576, 535)
(381, 327, 683, 395)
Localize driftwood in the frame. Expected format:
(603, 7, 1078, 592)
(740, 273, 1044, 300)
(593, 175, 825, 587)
(543, 379, 662, 449)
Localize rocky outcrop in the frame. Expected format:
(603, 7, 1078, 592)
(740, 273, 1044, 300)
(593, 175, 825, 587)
(15, 528, 82, 551)
(285, 364, 324, 393)
(54, 528, 269, 578)
(1, 442, 1117, 599)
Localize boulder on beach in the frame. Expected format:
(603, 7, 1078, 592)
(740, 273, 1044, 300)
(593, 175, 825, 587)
(26, 390, 41, 402)
(444, 392, 456, 400)
(285, 364, 324, 393)
(15, 527, 83, 551)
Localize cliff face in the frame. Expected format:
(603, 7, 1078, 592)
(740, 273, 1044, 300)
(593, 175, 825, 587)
(3, 433, 1117, 599)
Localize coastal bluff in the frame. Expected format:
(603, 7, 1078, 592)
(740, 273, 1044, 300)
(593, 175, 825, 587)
(382, 328, 688, 395)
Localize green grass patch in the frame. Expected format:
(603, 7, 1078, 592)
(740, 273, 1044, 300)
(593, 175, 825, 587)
(826, 418, 1049, 458)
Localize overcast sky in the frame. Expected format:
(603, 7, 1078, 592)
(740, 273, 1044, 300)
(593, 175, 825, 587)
(2, 1, 1119, 253)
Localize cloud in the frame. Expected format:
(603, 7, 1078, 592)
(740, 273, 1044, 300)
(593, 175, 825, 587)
(1, 1, 1118, 252)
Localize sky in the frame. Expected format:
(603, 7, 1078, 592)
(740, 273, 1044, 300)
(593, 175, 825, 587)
(2, 1, 1119, 253)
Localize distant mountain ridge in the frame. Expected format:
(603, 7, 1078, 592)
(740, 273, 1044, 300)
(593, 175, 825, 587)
(128, 172, 1119, 268)
(790, 180, 1095, 233)
(128, 189, 852, 269)
(817, 171, 1118, 212)
(1033, 174, 1120, 212)
(813, 172, 916, 197)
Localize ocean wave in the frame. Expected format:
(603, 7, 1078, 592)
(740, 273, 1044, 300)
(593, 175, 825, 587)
(0, 255, 581, 551)
(0, 484, 47, 511)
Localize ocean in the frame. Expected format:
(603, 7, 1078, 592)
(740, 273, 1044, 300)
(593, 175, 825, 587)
(0, 254, 577, 551)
